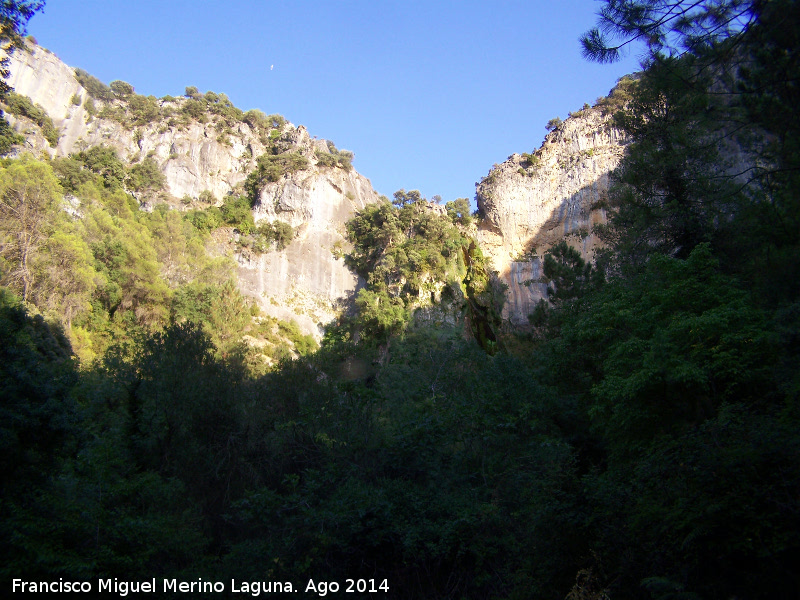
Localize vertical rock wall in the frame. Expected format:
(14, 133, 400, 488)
(4, 44, 382, 336)
(239, 166, 380, 336)
(476, 108, 627, 325)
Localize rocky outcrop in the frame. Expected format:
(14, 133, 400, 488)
(5, 45, 269, 201)
(4, 43, 381, 336)
(476, 107, 627, 325)
(5, 43, 634, 334)
(239, 163, 380, 336)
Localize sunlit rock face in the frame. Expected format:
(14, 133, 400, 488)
(7, 43, 634, 333)
(5, 44, 382, 337)
(240, 165, 381, 336)
(6, 44, 270, 202)
(476, 108, 627, 325)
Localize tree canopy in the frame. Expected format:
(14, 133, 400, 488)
(581, 0, 761, 63)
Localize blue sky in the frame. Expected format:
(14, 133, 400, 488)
(27, 0, 641, 204)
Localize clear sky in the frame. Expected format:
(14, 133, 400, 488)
(26, 0, 642, 204)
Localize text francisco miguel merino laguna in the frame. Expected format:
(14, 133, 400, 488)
(12, 577, 390, 595)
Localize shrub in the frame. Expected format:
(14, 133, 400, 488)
(445, 197, 473, 226)
(0, 117, 24, 155)
(244, 152, 309, 202)
(184, 86, 200, 99)
(315, 143, 353, 170)
(243, 109, 269, 130)
(220, 195, 254, 234)
(97, 104, 128, 125)
(545, 117, 562, 131)
(334, 149, 353, 170)
(184, 207, 222, 232)
(182, 99, 206, 120)
(267, 114, 285, 129)
(127, 94, 162, 125)
(595, 75, 638, 116)
(74, 145, 127, 189)
(127, 157, 166, 193)
(74, 68, 113, 101)
(314, 150, 337, 168)
(277, 320, 318, 356)
(40, 119, 60, 147)
(110, 80, 135, 98)
(520, 152, 540, 168)
(271, 220, 294, 250)
(70, 94, 81, 106)
(209, 94, 244, 125)
(251, 220, 295, 251)
(3, 91, 40, 120)
(51, 156, 95, 193)
(2, 92, 61, 147)
(198, 190, 217, 205)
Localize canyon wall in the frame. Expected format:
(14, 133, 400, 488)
(477, 107, 627, 325)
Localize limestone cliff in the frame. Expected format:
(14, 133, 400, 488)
(4, 42, 632, 334)
(6, 44, 279, 201)
(240, 147, 380, 335)
(4, 43, 381, 336)
(476, 106, 627, 325)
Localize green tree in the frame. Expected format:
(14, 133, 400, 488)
(354, 288, 408, 341)
(0, 155, 62, 301)
(198, 189, 217, 204)
(144, 206, 216, 287)
(545, 116, 562, 131)
(220, 195, 254, 233)
(109, 79, 134, 98)
(444, 197, 473, 226)
(83, 203, 170, 326)
(536, 241, 605, 309)
(595, 55, 744, 266)
(35, 229, 96, 328)
(206, 280, 252, 352)
(73, 68, 113, 101)
(181, 98, 206, 120)
(2, 91, 60, 146)
(74, 145, 127, 190)
(127, 156, 165, 195)
(0, 112, 23, 154)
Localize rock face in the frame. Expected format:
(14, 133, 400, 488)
(476, 107, 627, 325)
(5, 43, 632, 334)
(240, 157, 380, 336)
(5, 45, 269, 201)
(4, 44, 381, 336)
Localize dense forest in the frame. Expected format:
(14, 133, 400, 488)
(2, 0, 799, 598)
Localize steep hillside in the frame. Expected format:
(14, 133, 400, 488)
(476, 93, 630, 325)
(3, 42, 633, 333)
(3, 43, 380, 335)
